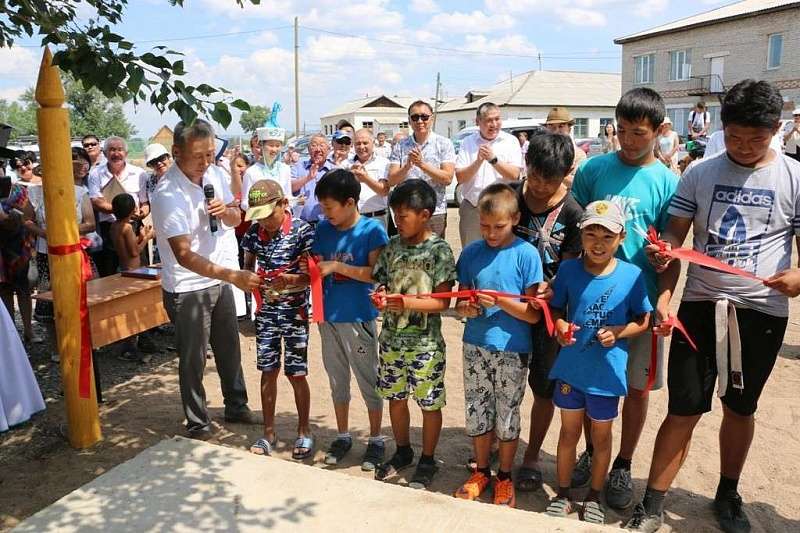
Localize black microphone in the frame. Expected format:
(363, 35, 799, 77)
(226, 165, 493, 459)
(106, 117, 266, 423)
(203, 184, 218, 233)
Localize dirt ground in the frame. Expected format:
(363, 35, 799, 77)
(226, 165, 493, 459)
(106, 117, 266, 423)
(2, 207, 800, 532)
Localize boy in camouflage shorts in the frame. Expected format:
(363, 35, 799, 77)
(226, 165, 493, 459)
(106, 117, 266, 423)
(372, 179, 457, 490)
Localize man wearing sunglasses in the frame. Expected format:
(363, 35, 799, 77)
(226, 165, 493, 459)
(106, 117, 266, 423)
(387, 100, 456, 238)
(82, 134, 106, 169)
(330, 130, 352, 168)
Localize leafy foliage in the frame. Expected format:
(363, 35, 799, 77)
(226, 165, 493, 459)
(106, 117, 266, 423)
(0, 0, 260, 128)
(239, 105, 270, 134)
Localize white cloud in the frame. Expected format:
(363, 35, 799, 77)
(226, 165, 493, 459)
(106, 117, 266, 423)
(246, 31, 279, 47)
(0, 86, 27, 101)
(463, 34, 537, 55)
(413, 30, 444, 45)
(633, 0, 669, 17)
(304, 35, 377, 64)
(0, 47, 38, 79)
(410, 0, 441, 14)
(555, 7, 607, 26)
(427, 10, 515, 34)
(377, 62, 402, 84)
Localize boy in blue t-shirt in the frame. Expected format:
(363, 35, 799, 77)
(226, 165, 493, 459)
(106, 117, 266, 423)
(454, 183, 543, 508)
(545, 201, 651, 525)
(310, 169, 389, 471)
(570, 87, 678, 507)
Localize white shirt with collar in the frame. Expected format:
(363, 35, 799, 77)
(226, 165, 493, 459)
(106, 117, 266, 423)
(389, 131, 456, 215)
(150, 163, 234, 294)
(455, 130, 523, 206)
(374, 142, 392, 159)
(343, 154, 389, 213)
(88, 161, 144, 223)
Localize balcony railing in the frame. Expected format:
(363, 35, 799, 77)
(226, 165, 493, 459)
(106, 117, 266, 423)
(688, 74, 725, 96)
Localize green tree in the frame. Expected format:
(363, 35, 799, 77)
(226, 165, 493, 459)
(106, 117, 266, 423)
(239, 105, 269, 134)
(0, 1, 255, 128)
(0, 99, 36, 140)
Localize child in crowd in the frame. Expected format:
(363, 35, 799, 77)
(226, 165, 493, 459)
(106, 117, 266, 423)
(570, 88, 678, 508)
(110, 193, 154, 271)
(241, 179, 315, 460)
(453, 183, 543, 508)
(310, 169, 389, 470)
(513, 132, 584, 492)
(372, 179, 457, 490)
(545, 200, 651, 524)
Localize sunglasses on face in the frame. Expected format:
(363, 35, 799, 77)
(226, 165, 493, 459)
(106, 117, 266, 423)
(147, 154, 170, 168)
(336, 139, 352, 146)
(83, 142, 98, 148)
(409, 114, 431, 123)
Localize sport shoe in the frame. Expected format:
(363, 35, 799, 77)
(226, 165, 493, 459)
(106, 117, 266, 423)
(493, 478, 516, 508)
(571, 450, 592, 488)
(714, 490, 750, 533)
(606, 467, 634, 510)
(454, 471, 490, 500)
(361, 441, 385, 471)
(625, 502, 663, 532)
(324, 437, 352, 465)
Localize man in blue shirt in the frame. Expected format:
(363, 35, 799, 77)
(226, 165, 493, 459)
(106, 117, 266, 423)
(291, 134, 333, 225)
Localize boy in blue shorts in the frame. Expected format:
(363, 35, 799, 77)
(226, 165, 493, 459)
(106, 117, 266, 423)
(453, 183, 543, 508)
(571, 88, 678, 508)
(372, 179, 458, 490)
(241, 179, 315, 460)
(311, 169, 389, 471)
(545, 200, 651, 525)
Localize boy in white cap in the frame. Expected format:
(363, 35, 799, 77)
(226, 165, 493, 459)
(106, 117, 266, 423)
(545, 200, 652, 526)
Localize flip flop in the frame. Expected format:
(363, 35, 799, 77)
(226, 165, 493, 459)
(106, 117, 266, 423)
(249, 437, 276, 456)
(515, 465, 544, 492)
(292, 435, 315, 460)
(581, 500, 606, 524)
(546, 496, 574, 518)
(375, 451, 415, 481)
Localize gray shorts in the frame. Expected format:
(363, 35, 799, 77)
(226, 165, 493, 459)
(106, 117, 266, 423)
(458, 201, 482, 248)
(319, 321, 383, 411)
(627, 331, 664, 392)
(463, 342, 529, 441)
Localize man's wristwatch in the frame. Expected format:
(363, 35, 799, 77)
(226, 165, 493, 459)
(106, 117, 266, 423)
(488, 156, 498, 165)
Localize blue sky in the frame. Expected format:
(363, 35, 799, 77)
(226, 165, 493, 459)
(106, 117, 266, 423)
(0, 0, 730, 137)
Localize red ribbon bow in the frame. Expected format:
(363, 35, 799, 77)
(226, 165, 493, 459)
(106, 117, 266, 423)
(251, 254, 324, 323)
(48, 237, 94, 399)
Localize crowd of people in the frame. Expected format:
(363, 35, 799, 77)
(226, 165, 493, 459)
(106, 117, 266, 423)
(2, 78, 800, 533)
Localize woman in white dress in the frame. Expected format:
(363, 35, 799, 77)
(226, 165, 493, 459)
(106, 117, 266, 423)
(0, 301, 46, 432)
(656, 117, 680, 174)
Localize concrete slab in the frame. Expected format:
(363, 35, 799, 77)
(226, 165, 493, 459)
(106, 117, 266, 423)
(15, 437, 621, 532)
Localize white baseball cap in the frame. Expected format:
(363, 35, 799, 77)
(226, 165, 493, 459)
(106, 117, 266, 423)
(580, 201, 626, 234)
(793, 108, 800, 116)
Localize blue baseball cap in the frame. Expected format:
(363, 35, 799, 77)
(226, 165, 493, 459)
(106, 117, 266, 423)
(333, 130, 352, 142)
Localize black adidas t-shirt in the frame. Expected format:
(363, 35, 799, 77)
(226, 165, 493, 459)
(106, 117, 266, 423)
(512, 181, 583, 281)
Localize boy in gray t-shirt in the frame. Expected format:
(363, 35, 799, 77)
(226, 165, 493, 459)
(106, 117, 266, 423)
(627, 80, 800, 533)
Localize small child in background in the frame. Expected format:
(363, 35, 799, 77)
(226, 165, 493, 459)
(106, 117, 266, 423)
(241, 179, 315, 460)
(545, 200, 651, 525)
(110, 193, 153, 271)
(453, 183, 543, 508)
(372, 179, 457, 490)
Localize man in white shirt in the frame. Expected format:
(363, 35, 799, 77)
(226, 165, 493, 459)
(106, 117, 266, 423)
(387, 100, 456, 238)
(150, 119, 261, 439)
(454, 102, 523, 246)
(87, 136, 144, 276)
(292, 134, 334, 225)
(346, 128, 390, 228)
(688, 101, 711, 140)
(374, 131, 392, 159)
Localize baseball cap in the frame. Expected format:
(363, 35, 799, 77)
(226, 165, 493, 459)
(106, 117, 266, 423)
(793, 108, 800, 116)
(579, 200, 625, 233)
(244, 179, 284, 221)
(544, 107, 574, 125)
(333, 130, 352, 142)
(144, 143, 169, 165)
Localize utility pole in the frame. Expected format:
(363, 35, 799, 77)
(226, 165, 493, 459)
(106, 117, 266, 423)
(294, 17, 300, 137)
(509, 70, 514, 93)
(538, 52, 543, 71)
(432, 72, 441, 130)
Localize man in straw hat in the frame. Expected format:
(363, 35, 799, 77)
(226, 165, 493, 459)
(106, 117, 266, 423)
(544, 107, 587, 187)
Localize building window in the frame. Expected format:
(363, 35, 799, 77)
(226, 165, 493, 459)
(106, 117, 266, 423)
(768, 34, 783, 69)
(400, 121, 409, 129)
(634, 54, 655, 84)
(667, 107, 693, 137)
(669, 49, 692, 81)
(573, 118, 588, 138)
(362, 121, 374, 129)
(457, 120, 466, 131)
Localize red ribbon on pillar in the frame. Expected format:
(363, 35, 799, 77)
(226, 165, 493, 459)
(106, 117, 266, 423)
(48, 237, 93, 399)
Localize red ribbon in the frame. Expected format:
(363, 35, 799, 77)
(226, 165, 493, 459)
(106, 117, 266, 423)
(307, 254, 325, 323)
(48, 237, 93, 399)
(561, 322, 579, 343)
(251, 257, 302, 314)
(646, 226, 765, 281)
(373, 289, 555, 336)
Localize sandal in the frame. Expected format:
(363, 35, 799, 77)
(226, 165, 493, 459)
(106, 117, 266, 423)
(375, 450, 415, 481)
(324, 437, 352, 465)
(580, 500, 606, 524)
(408, 461, 439, 490)
(515, 465, 544, 492)
(249, 436, 276, 456)
(546, 496, 574, 518)
(292, 435, 315, 460)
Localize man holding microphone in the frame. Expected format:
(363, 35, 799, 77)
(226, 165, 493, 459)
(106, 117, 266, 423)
(151, 120, 261, 439)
